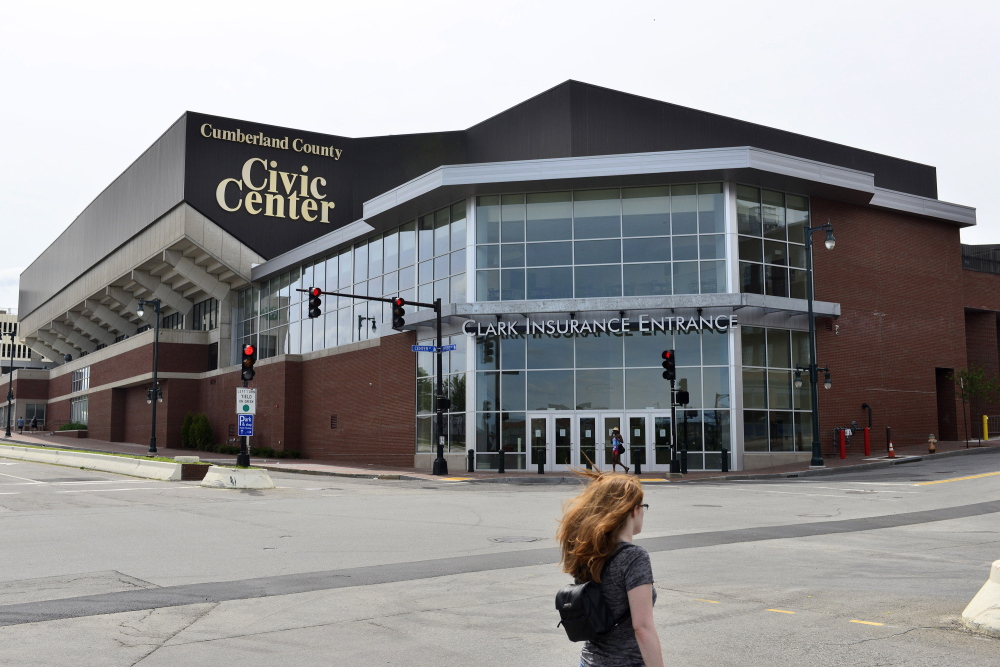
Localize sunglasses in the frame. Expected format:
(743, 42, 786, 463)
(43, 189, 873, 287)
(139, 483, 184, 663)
(639, 503, 649, 512)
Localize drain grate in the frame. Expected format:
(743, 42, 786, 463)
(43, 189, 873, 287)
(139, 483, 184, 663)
(491, 536, 541, 543)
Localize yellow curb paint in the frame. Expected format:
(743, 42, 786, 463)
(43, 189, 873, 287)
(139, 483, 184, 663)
(694, 599, 720, 603)
(766, 609, 796, 614)
(850, 620, 884, 626)
(442, 478, 472, 481)
(915, 470, 1000, 485)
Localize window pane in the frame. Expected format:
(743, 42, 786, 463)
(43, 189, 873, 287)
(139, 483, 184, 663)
(770, 411, 794, 451)
(527, 370, 574, 410)
(399, 221, 416, 267)
(500, 269, 525, 300)
(477, 371, 500, 411)
(762, 190, 785, 240)
(625, 330, 673, 368)
(501, 194, 525, 243)
(434, 278, 449, 303)
(501, 334, 526, 369)
(623, 237, 670, 263)
(501, 244, 524, 267)
(740, 262, 763, 294)
(451, 248, 466, 275)
(576, 369, 624, 410)
(419, 260, 433, 285)
(737, 185, 761, 236)
(699, 234, 725, 260)
(451, 204, 467, 250)
(573, 189, 621, 239)
(526, 192, 572, 241)
(575, 239, 620, 264)
(703, 367, 730, 409)
(477, 196, 501, 244)
(527, 334, 574, 369)
(743, 410, 768, 451)
(623, 263, 671, 296)
(767, 329, 791, 368)
(575, 265, 622, 298)
(739, 236, 762, 263)
(794, 411, 813, 452)
(742, 326, 766, 366)
(671, 184, 698, 235)
(765, 265, 789, 298)
(791, 330, 810, 369)
(434, 208, 450, 256)
(743, 368, 767, 409)
(399, 264, 415, 290)
(702, 329, 729, 365)
(526, 241, 572, 267)
(788, 244, 806, 269)
(789, 269, 807, 299)
(434, 255, 450, 280)
(625, 368, 669, 410)
(477, 245, 499, 269)
(501, 371, 526, 411)
(786, 194, 809, 244)
(451, 272, 467, 302)
(700, 261, 726, 293)
(419, 214, 434, 261)
(622, 186, 670, 237)
(673, 262, 700, 295)
(576, 332, 624, 368)
(673, 236, 698, 261)
(704, 411, 730, 452)
(764, 240, 787, 265)
(354, 242, 368, 282)
(698, 183, 725, 234)
(476, 270, 499, 301)
(369, 234, 383, 277)
(675, 331, 700, 366)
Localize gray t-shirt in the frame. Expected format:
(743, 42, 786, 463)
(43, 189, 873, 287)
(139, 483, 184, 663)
(580, 542, 656, 667)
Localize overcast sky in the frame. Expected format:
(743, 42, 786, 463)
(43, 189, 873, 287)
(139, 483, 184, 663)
(2, 0, 997, 312)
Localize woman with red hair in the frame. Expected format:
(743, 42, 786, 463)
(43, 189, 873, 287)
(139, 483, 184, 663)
(556, 471, 663, 667)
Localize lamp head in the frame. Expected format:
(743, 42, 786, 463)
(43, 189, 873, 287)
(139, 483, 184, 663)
(136, 299, 145, 317)
(823, 371, 832, 390)
(793, 370, 803, 389)
(824, 228, 836, 250)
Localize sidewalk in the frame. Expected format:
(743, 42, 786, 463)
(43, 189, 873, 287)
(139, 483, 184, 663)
(1, 429, 998, 484)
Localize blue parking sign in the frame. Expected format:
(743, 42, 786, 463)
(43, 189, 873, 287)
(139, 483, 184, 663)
(238, 414, 254, 436)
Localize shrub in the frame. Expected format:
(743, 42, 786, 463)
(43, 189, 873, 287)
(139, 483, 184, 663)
(189, 414, 214, 450)
(58, 422, 87, 431)
(180, 413, 194, 448)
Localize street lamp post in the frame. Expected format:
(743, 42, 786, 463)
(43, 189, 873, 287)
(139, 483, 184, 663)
(3, 330, 15, 438)
(801, 220, 836, 467)
(136, 298, 162, 456)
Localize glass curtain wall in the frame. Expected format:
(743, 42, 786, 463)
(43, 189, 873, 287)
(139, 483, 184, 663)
(741, 326, 813, 452)
(415, 334, 467, 455)
(475, 184, 726, 301)
(473, 329, 731, 470)
(236, 201, 467, 360)
(737, 186, 810, 298)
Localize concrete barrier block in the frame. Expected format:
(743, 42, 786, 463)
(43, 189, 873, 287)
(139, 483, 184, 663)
(200, 466, 274, 489)
(0, 445, 182, 481)
(962, 560, 1000, 638)
(174, 456, 200, 463)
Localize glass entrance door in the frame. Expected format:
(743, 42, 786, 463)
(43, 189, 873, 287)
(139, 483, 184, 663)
(651, 414, 673, 471)
(527, 413, 573, 472)
(625, 415, 648, 472)
(578, 415, 600, 470)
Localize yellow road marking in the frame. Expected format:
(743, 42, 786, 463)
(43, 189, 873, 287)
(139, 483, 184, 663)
(766, 609, 795, 614)
(442, 477, 472, 481)
(850, 620, 884, 626)
(915, 470, 1000, 485)
(694, 598, 720, 603)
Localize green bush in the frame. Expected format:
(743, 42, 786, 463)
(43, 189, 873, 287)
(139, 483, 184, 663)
(189, 414, 214, 450)
(180, 413, 194, 448)
(57, 422, 87, 431)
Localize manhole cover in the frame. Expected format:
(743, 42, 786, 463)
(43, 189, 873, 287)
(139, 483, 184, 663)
(490, 536, 541, 543)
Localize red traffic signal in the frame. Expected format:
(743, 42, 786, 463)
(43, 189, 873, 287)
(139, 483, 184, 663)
(392, 297, 406, 329)
(243, 344, 255, 357)
(661, 349, 676, 381)
(242, 344, 257, 382)
(308, 286, 322, 319)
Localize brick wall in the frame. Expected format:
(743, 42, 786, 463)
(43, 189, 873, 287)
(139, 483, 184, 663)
(811, 198, 968, 451)
(963, 311, 1000, 419)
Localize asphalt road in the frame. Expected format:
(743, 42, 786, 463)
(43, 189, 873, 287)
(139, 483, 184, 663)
(0, 451, 997, 665)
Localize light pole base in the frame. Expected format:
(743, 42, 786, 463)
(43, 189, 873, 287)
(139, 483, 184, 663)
(432, 458, 448, 475)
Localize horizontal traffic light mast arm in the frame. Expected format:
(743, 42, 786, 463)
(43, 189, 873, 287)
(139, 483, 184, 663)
(295, 289, 439, 310)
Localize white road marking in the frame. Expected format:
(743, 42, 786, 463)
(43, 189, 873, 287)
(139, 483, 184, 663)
(0, 471, 44, 484)
(57, 486, 201, 493)
(785, 485, 920, 494)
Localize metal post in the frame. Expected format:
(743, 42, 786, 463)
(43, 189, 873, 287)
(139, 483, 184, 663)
(960, 377, 969, 448)
(432, 298, 448, 475)
(148, 300, 161, 456)
(805, 226, 824, 467)
(680, 410, 689, 474)
(669, 379, 679, 473)
(4, 331, 14, 438)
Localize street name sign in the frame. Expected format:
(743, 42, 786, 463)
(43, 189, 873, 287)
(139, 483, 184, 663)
(440, 344, 457, 352)
(236, 388, 257, 414)
(238, 414, 254, 436)
(411, 345, 436, 352)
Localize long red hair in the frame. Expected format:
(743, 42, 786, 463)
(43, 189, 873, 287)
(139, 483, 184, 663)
(556, 470, 644, 583)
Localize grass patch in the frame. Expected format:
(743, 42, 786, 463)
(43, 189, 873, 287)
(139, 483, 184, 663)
(0, 442, 210, 464)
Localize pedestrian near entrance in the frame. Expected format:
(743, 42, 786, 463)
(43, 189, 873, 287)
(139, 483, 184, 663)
(610, 427, 628, 473)
(29, 417, 37, 432)
(556, 472, 663, 667)
(17, 417, 23, 434)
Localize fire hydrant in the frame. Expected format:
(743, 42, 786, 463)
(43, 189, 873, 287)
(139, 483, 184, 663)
(928, 433, 937, 454)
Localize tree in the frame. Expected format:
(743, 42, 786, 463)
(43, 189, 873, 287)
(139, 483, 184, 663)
(955, 366, 1000, 441)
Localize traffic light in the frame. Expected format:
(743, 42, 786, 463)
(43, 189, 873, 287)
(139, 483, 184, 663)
(241, 344, 257, 382)
(661, 349, 676, 381)
(482, 336, 495, 364)
(392, 297, 406, 329)
(308, 287, 322, 319)
(675, 390, 690, 405)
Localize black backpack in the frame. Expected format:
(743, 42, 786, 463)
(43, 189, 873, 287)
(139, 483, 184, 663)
(555, 545, 632, 642)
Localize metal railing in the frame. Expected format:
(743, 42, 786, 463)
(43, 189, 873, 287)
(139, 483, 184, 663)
(962, 245, 1000, 275)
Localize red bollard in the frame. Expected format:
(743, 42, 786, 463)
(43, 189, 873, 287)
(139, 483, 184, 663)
(838, 429, 847, 459)
(863, 427, 871, 457)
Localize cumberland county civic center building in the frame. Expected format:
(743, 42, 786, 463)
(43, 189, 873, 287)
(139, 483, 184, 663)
(7, 80, 1000, 472)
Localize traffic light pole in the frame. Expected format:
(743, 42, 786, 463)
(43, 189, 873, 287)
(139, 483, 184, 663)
(299, 289, 448, 475)
(670, 379, 679, 473)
